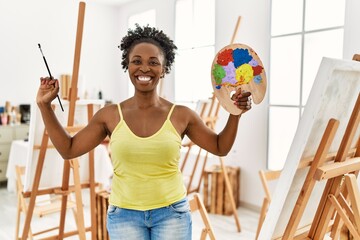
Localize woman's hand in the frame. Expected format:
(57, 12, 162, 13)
(231, 88, 252, 114)
(37, 77, 60, 106)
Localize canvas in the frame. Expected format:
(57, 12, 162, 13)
(258, 57, 360, 239)
(23, 99, 105, 192)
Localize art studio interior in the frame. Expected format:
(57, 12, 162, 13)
(1, 0, 360, 239)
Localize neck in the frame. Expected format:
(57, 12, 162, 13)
(132, 92, 161, 109)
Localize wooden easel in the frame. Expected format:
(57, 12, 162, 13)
(180, 16, 243, 233)
(206, 16, 243, 232)
(216, 15, 242, 232)
(255, 147, 358, 239)
(273, 55, 360, 239)
(181, 96, 221, 194)
(188, 93, 242, 232)
(20, 2, 97, 239)
(283, 54, 360, 240)
(189, 193, 216, 240)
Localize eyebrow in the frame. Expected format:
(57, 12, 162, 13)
(131, 55, 160, 60)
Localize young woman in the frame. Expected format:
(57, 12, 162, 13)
(36, 24, 252, 240)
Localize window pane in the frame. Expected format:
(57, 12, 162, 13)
(302, 29, 344, 105)
(193, 0, 215, 47)
(176, 0, 215, 48)
(175, 0, 193, 49)
(268, 107, 299, 170)
(271, 0, 303, 36)
(305, 0, 345, 31)
(175, 46, 215, 102)
(270, 35, 302, 105)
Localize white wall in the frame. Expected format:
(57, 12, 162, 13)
(344, 0, 360, 59)
(0, 0, 121, 105)
(1, 0, 359, 209)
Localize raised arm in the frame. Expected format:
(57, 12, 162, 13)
(36, 77, 108, 159)
(184, 89, 251, 156)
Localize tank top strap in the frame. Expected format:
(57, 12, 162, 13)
(117, 103, 123, 119)
(167, 104, 176, 120)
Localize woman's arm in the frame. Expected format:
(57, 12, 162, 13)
(37, 77, 108, 159)
(185, 89, 251, 156)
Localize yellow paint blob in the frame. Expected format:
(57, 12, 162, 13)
(235, 64, 254, 85)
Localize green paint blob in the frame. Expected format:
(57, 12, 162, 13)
(213, 64, 226, 84)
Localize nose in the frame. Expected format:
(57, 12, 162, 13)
(140, 64, 150, 72)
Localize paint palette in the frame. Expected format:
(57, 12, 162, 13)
(211, 43, 267, 115)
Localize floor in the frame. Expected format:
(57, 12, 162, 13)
(0, 181, 260, 240)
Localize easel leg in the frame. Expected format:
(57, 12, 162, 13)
(219, 157, 241, 232)
(58, 160, 71, 239)
(187, 148, 202, 193)
(282, 118, 339, 239)
(87, 104, 97, 239)
(195, 152, 209, 193)
(72, 159, 87, 239)
(327, 174, 360, 239)
(58, 159, 86, 240)
(309, 94, 360, 239)
(328, 194, 360, 238)
(255, 198, 269, 240)
(88, 149, 97, 239)
(344, 174, 360, 228)
(21, 131, 49, 240)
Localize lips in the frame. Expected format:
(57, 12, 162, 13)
(137, 75, 152, 82)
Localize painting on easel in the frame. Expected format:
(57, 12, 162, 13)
(23, 99, 106, 192)
(258, 57, 360, 239)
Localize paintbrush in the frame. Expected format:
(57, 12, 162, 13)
(38, 43, 64, 112)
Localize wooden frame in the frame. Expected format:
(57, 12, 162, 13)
(15, 165, 78, 239)
(181, 17, 243, 232)
(255, 169, 281, 239)
(258, 56, 360, 239)
(255, 147, 358, 239)
(327, 173, 360, 239)
(19, 3, 98, 240)
(189, 193, 216, 240)
(181, 95, 220, 194)
(180, 93, 241, 232)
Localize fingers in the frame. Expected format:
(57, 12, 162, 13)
(40, 77, 59, 90)
(232, 89, 252, 110)
(40, 77, 58, 86)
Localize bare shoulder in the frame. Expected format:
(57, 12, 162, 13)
(94, 104, 118, 119)
(173, 104, 197, 118)
(171, 104, 202, 136)
(91, 104, 120, 133)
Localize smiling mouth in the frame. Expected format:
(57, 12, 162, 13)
(137, 76, 152, 82)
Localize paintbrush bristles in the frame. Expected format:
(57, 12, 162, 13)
(38, 43, 45, 56)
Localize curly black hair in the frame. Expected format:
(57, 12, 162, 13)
(119, 24, 177, 74)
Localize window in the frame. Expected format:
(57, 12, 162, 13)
(174, 0, 215, 108)
(127, 9, 156, 97)
(268, 0, 345, 170)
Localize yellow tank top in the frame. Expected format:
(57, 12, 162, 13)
(109, 104, 186, 210)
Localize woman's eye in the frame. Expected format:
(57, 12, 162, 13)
(150, 61, 160, 66)
(131, 59, 141, 64)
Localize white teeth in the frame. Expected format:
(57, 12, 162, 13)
(137, 76, 151, 82)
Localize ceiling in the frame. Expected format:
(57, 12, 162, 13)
(87, 0, 138, 6)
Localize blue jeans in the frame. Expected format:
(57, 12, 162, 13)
(106, 197, 192, 240)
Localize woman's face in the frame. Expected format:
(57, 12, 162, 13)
(128, 42, 165, 93)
